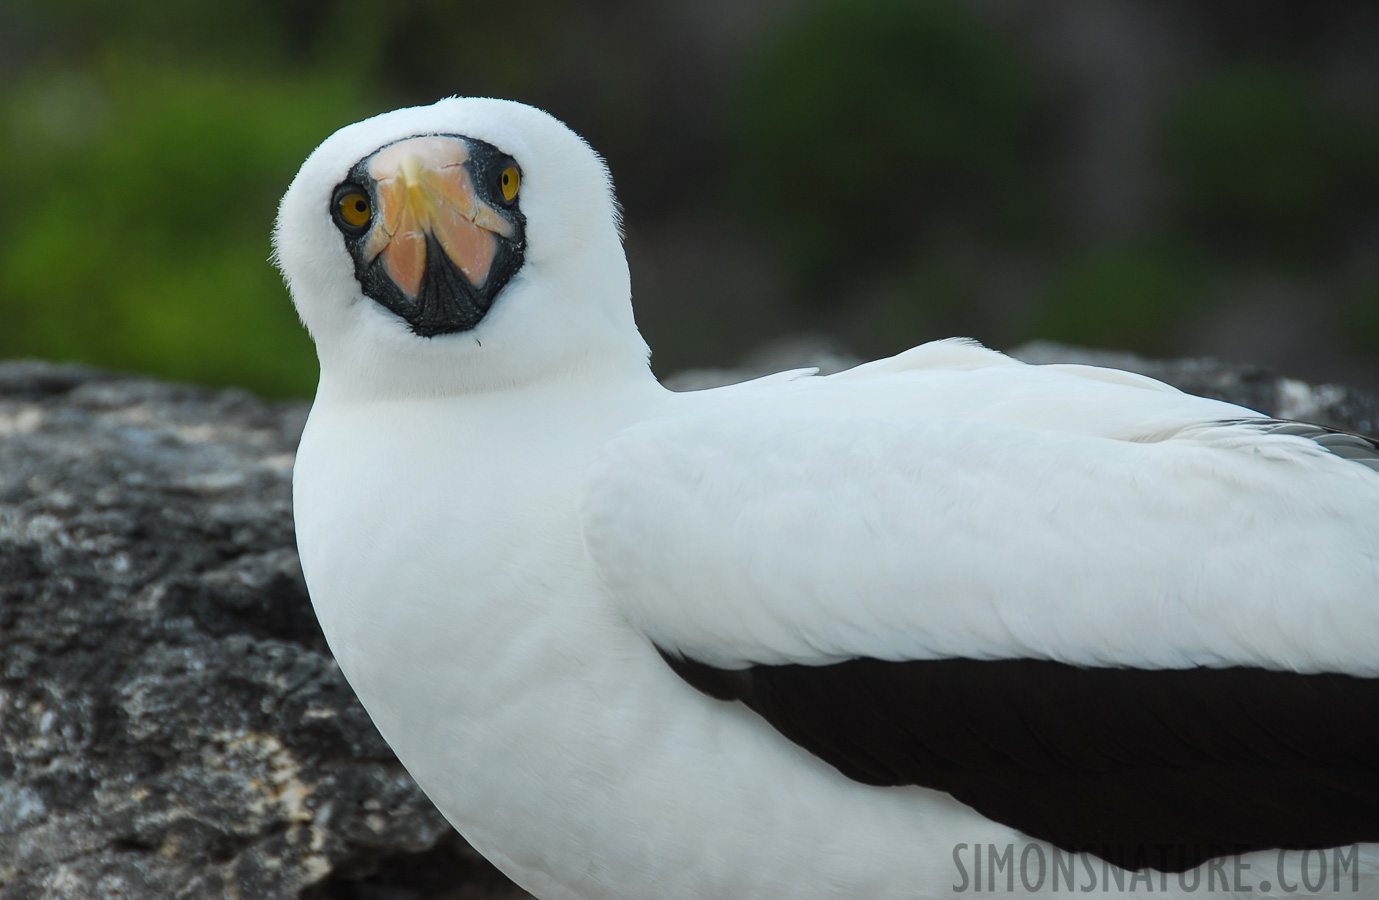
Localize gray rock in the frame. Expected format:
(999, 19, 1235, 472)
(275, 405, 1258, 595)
(670, 337, 1379, 436)
(0, 361, 528, 899)
(3, 344, 1377, 898)
(662, 335, 863, 391)
(1007, 341, 1379, 434)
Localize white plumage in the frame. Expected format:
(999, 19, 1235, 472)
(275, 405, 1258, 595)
(275, 97, 1379, 899)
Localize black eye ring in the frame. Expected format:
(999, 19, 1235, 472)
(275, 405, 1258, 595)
(330, 183, 373, 236)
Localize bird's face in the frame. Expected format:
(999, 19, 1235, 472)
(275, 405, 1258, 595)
(330, 133, 526, 337)
(275, 98, 647, 399)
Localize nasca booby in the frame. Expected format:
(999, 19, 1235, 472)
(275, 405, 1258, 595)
(274, 97, 1379, 900)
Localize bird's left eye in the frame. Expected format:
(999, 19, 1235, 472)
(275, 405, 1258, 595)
(500, 166, 520, 203)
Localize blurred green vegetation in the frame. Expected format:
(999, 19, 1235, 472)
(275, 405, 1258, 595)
(735, 0, 1379, 365)
(1344, 279, 1379, 355)
(3, 0, 1379, 393)
(1029, 243, 1204, 355)
(1164, 65, 1372, 255)
(0, 63, 361, 396)
(736, 0, 1038, 290)
(848, 258, 976, 357)
(0, 0, 559, 396)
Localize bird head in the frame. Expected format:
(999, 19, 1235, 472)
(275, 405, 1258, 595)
(274, 98, 648, 400)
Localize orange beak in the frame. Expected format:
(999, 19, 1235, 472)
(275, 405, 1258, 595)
(360, 136, 517, 299)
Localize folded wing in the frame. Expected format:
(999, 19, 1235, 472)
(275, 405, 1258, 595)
(581, 360, 1379, 869)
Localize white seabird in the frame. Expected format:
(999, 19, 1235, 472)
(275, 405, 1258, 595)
(274, 97, 1379, 900)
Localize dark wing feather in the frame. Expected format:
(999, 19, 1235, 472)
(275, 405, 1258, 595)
(1217, 417, 1379, 470)
(659, 650, 1379, 872)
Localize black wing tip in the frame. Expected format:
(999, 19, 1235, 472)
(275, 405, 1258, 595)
(654, 645, 753, 701)
(658, 651, 1379, 872)
(1216, 417, 1379, 468)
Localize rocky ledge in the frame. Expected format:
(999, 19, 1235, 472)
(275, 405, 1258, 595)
(2, 346, 1377, 899)
(0, 363, 524, 900)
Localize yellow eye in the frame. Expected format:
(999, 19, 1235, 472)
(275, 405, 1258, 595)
(338, 191, 371, 228)
(500, 166, 520, 203)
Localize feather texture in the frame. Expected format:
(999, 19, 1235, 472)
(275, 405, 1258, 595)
(281, 98, 1379, 899)
(659, 650, 1379, 872)
(584, 369, 1379, 675)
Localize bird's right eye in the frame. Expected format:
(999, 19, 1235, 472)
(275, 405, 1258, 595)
(332, 184, 373, 234)
(337, 191, 371, 228)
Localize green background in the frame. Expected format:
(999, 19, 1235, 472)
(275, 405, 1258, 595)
(2, 0, 1377, 396)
